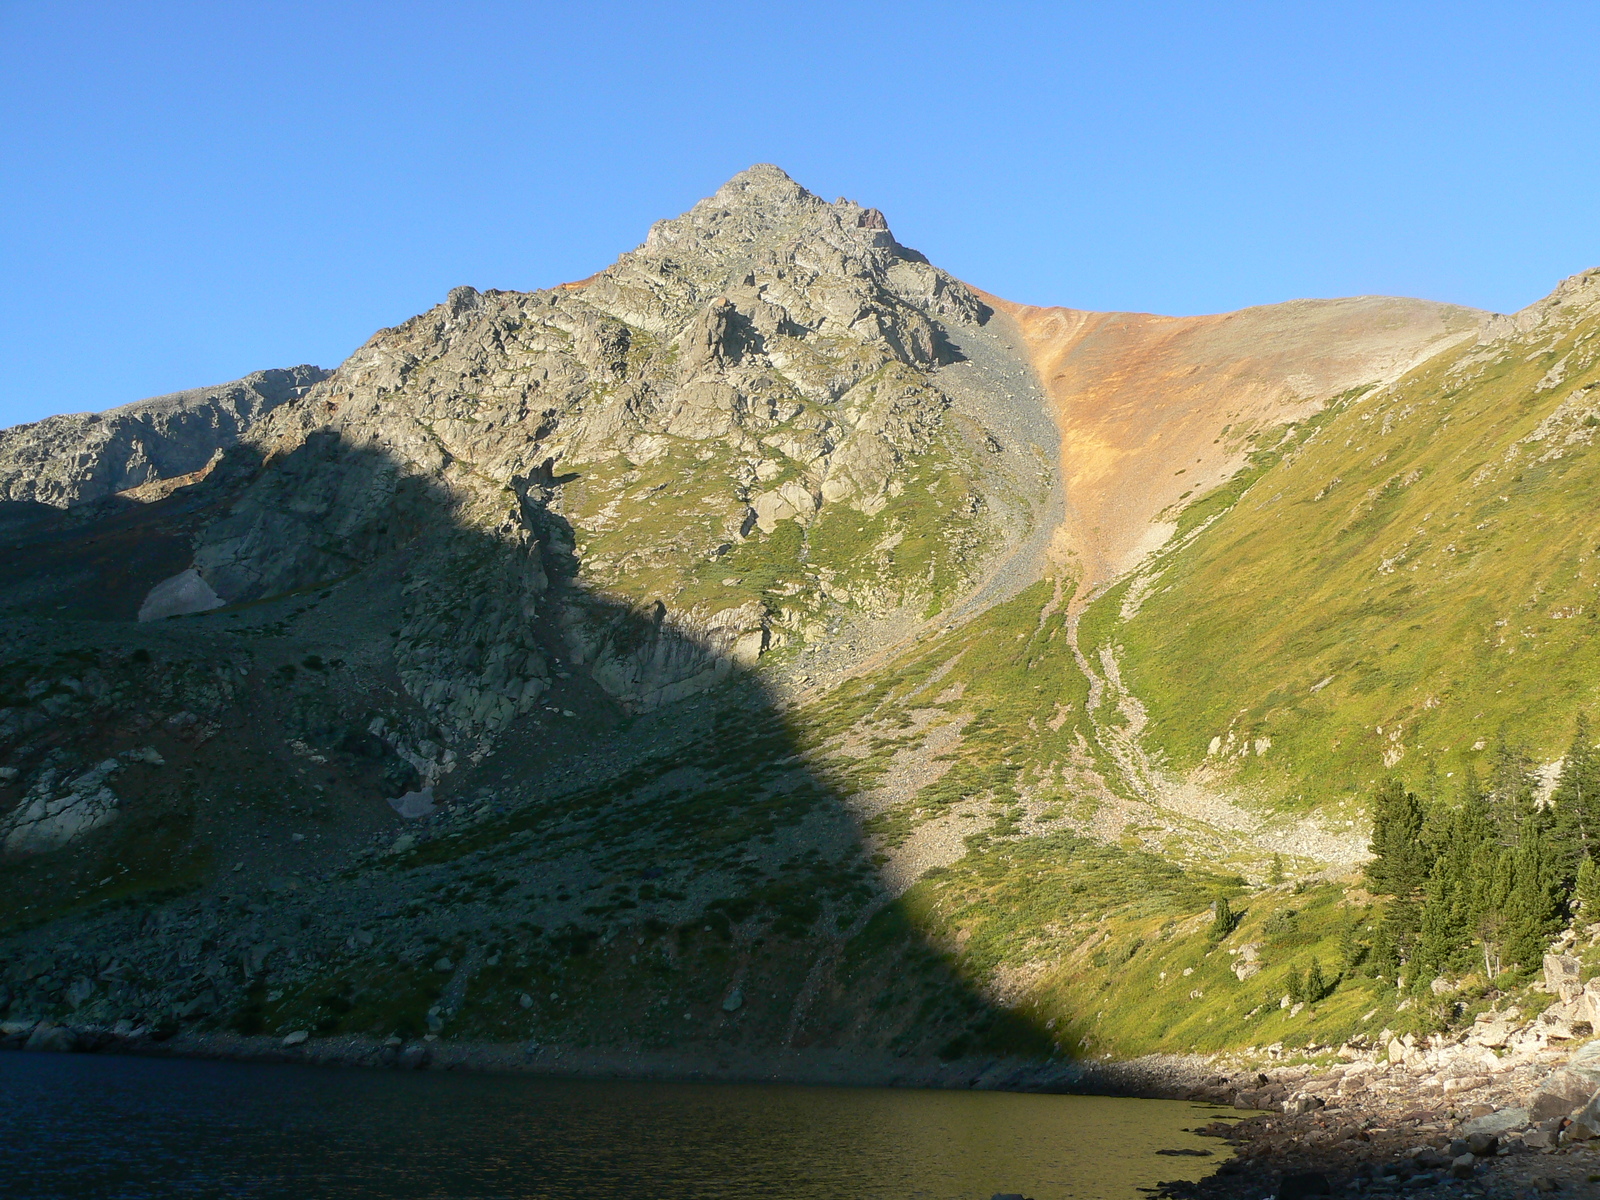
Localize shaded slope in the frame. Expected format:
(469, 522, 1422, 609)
(0, 444, 1064, 1068)
(0, 168, 1073, 1070)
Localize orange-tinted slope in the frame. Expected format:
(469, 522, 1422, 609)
(981, 293, 1487, 591)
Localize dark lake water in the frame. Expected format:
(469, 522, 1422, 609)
(0, 1051, 1233, 1199)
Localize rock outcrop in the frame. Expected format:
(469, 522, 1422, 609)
(0, 366, 328, 507)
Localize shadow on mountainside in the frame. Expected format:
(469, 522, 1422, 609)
(0, 438, 1074, 1081)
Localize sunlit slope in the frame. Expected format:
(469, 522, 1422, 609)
(1088, 268, 1600, 807)
(989, 294, 1484, 589)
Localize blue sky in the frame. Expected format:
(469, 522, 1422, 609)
(2, 1, 1598, 425)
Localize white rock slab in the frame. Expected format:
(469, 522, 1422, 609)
(138, 569, 225, 622)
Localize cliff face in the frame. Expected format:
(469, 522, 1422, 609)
(0, 366, 328, 508)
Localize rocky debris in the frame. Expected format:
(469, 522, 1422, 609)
(2, 757, 123, 853)
(0, 366, 327, 507)
(1155, 1030, 1600, 1198)
(1160, 1093, 1600, 1200)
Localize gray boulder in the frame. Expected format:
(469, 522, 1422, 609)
(1530, 1070, 1597, 1122)
(23, 1023, 78, 1052)
(1544, 953, 1583, 1001)
(1459, 1108, 1529, 1138)
(137, 569, 225, 622)
(1566, 1091, 1600, 1140)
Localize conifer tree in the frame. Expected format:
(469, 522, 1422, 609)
(1577, 856, 1600, 921)
(1503, 831, 1562, 970)
(1338, 919, 1367, 974)
(1366, 779, 1432, 898)
(1209, 897, 1236, 942)
(1415, 790, 1492, 976)
(1468, 842, 1514, 978)
(1416, 868, 1460, 978)
(1369, 918, 1400, 980)
(1488, 733, 1544, 846)
(1285, 965, 1304, 1004)
(1305, 957, 1328, 1003)
(1549, 713, 1600, 879)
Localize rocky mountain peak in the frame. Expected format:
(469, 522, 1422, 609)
(631, 164, 907, 295)
(706, 162, 818, 214)
(136, 167, 1044, 755)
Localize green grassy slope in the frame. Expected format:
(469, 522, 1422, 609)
(1090, 279, 1600, 812)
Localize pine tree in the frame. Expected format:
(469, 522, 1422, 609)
(1488, 733, 1544, 846)
(1549, 713, 1600, 880)
(1366, 778, 1432, 898)
(1503, 831, 1562, 971)
(1417, 793, 1492, 976)
(1369, 918, 1400, 981)
(1467, 842, 1514, 978)
(1305, 957, 1329, 1003)
(1416, 867, 1459, 978)
(1577, 856, 1600, 921)
(1269, 854, 1285, 886)
(1209, 897, 1236, 942)
(1286, 965, 1304, 1004)
(1338, 919, 1367, 974)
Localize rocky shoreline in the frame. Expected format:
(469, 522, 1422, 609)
(1167, 1039, 1600, 1199)
(8, 1014, 1600, 1199)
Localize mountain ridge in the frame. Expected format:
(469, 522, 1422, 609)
(0, 365, 328, 509)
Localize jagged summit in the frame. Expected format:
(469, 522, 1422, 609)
(703, 162, 819, 213)
(646, 164, 829, 244)
(629, 164, 908, 292)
